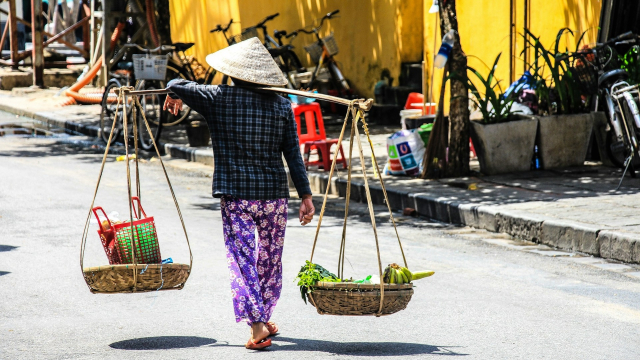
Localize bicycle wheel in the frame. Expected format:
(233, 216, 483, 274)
(282, 50, 305, 73)
(100, 79, 124, 145)
(163, 64, 192, 126)
(136, 81, 164, 151)
(203, 67, 217, 85)
(605, 129, 629, 168)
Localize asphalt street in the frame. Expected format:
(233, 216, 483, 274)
(1, 130, 640, 359)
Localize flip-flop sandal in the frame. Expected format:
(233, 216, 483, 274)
(266, 321, 279, 335)
(245, 337, 272, 350)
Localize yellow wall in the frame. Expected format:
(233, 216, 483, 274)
(169, 0, 424, 98)
(424, 0, 602, 110)
(168, 0, 241, 68)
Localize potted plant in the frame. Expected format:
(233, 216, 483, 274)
(465, 53, 538, 175)
(522, 29, 595, 169)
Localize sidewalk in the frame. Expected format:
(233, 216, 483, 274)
(2, 88, 639, 264)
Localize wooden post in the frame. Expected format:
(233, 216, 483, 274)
(100, 1, 110, 87)
(31, 0, 44, 87)
(8, 0, 19, 70)
(82, 1, 90, 60)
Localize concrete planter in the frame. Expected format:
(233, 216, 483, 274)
(470, 116, 538, 175)
(535, 113, 594, 169)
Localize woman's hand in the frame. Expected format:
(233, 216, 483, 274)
(163, 96, 183, 116)
(299, 194, 315, 226)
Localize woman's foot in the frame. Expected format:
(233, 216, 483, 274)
(247, 322, 271, 349)
(265, 321, 279, 335)
(245, 337, 271, 350)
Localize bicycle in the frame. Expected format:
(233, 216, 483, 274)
(100, 43, 171, 150)
(559, 31, 640, 179)
(288, 10, 352, 96)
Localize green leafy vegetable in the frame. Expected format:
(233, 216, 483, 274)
(295, 261, 340, 304)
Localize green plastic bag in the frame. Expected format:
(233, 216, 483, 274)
(418, 123, 433, 147)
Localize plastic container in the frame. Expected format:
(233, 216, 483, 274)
(400, 109, 422, 130)
(288, 91, 317, 104)
(434, 30, 456, 69)
(185, 119, 210, 147)
(406, 114, 436, 130)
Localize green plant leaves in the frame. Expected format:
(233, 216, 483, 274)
(295, 261, 340, 304)
(460, 53, 518, 124)
(522, 28, 590, 115)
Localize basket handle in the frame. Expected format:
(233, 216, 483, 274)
(92, 206, 111, 233)
(131, 196, 147, 219)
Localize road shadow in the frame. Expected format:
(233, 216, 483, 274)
(270, 337, 466, 356)
(0, 245, 18, 252)
(0, 271, 10, 276)
(193, 202, 221, 211)
(109, 336, 216, 350)
(0, 140, 109, 162)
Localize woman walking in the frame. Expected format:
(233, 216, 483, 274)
(163, 38, 315, 350)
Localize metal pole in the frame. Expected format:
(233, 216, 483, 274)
(8, 0, 19, 70)
(31, 0, 44, 87)
(523, 0, 530, 73)
(598, 0, 614, 42)
(509, 0, 515, 84)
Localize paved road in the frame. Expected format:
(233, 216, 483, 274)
(1, 132, 640, 359)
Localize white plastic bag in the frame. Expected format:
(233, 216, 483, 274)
(383, 129, 425, 176)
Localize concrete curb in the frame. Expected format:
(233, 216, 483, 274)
(3, 101, 638, 265)
(302, 171, 640, 265)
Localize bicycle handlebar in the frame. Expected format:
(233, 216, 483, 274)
(109, 43, 169, 65)
(256, 12, 279, 28)
(121, 43, 166, 53)
(211, 18, 233, 33)
(319, 9, 339, 28)
(283, 9, 339, 42)
(608, 31, 635, 44)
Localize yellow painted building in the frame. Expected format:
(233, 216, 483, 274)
(424, 0, 603, 107)
(169, 1, 603, 101)
(169, 0, 423, 98)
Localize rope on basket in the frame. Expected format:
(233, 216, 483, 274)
(79, 86, 193, 292)
(309, 104, 409, 317)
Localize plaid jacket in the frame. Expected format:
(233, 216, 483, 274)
(167, 79, 311, 200)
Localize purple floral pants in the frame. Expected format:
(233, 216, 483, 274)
(220, 195, 288, 325)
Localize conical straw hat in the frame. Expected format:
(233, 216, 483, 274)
(205, 37, 288, 87)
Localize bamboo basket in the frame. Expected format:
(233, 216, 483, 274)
(307, 282, 414, 316)
(83, 264, 190, 294)
(80, 89, 192, 294)
(306, 104, 414, 317)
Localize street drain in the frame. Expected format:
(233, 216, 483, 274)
(0, 123, 62, 137)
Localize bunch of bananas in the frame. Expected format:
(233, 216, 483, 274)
(383, 263, 434, 284)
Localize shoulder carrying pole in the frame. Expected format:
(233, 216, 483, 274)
(121, 87, 374, 112)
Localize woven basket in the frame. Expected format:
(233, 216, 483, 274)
(307, 282, 414, 316)
(83, 263, 190, 294)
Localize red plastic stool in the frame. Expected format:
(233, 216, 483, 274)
(303, 139, 347, 171)
(291, 102, 326, 145)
